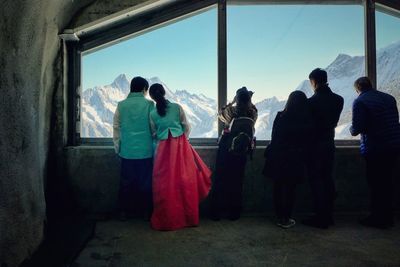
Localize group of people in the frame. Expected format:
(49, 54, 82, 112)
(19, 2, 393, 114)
(261, 68, 345, 229)
(113, 68, 400, 231)
(113, 77, 211, 231)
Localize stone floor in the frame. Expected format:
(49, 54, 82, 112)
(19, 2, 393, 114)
(73, 216, 400, 267)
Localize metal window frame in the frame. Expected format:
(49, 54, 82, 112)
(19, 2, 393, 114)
(66, 42, 81, 146)
(227, 0, 363, 4)
(67, 0, 220, 146)
(64, 0, 400, 147)
(365, 0, 377, 88)
(375, 0, 400, 13)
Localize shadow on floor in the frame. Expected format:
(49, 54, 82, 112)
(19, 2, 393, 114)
(73, 215, 400, 267)
(21, 215, 95, 267)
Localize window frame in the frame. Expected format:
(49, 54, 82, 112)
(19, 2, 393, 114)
(67, 0, 219, 146)
(64, 0, 400, 146)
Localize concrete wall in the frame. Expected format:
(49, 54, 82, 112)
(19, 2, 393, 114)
(0, 1, 171, 265)
(64, 146, 400, 215)
(69, 0, 153, 29)
(0, 1, 152, 266)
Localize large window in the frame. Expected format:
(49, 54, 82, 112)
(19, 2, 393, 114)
(69, 1, 400, 145)
(227, 4, 365, 140)
(376, 8, 400, 110)
(81, 8, 218, 138)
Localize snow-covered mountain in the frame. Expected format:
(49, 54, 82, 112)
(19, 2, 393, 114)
(253, 97, 285, 139)
(81, 40, 400, 139)
(81, 75, 217, 138)
(294, 40, 400, 139)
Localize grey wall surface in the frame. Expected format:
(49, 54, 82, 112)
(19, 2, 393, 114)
(0, 2, 63, 265)
(69, 0, 150, 28)
(64, 146, 400, 215)
(0, 1, 151, 266)
(0, 1, 165, 266)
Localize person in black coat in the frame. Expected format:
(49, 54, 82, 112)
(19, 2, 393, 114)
(350, 77, 400, 229)
(263, 91, 314, 228)
(302, 68, 344, 229)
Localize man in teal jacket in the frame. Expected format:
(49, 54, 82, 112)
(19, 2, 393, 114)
(113, 76, 154, 219)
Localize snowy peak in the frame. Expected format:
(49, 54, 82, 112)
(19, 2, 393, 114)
(81, 41, 400, 139)
(294, 80, 313, 97)
(326, 53, 364, 79)
(81, 76, 218, 138)
(148, 76, 163, 84)
(331, 53, 352, 65)
(111, 74, 129, 89)
(114, 73, 128, 82)
(256, 96, 279, 105)
(147, 76, 175, 97)
(378, 39, 400, 55)
(376, 41, 400, 87)
(255, 96, 283, 112)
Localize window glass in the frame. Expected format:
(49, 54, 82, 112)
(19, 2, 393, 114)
(227, 5, 365, 139)
(81, 8, 218, 138)
(376, 9, 400, 108)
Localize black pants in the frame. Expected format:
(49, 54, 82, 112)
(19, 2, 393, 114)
(365, 151, 397, 224)
(210, 135, 247, 217)
(119, 157, 153, 216)
(308, 146, 336, 221)
(273, 180, 296, 221)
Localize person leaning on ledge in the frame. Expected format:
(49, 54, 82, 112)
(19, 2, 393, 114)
(350, 76, 400, 229)
(302, 68, 344, 229)
(113, 76, 154, 221)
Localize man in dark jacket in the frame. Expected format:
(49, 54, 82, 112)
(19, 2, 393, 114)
(303, 68, 344, 229)
(350, 76, 400, 229)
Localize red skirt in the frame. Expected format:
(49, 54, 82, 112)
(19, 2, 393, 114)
(151, 134, 212, 231)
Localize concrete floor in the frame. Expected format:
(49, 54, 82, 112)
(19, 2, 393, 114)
(73, 216, 400, 267)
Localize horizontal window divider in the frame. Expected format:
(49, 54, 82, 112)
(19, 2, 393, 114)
(80, 138, 114, 145)
(77, 138, 359, 147)
(376, 2, 400, 18)
(79, 0, 217, 53)
(376, 0, 400, 14)
(79, 138, 220, 146)
(227, 0, 363, 5)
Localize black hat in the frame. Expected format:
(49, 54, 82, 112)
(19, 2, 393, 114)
(236, 87, 254, 98)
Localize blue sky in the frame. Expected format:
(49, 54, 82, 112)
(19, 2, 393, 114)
(82, 4, 400, 102)
(376, 9, 400, 49)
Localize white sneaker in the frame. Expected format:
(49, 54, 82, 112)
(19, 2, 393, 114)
(276, 218, 296, 229)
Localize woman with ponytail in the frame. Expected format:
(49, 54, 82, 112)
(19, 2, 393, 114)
(148, 83, 212, 231)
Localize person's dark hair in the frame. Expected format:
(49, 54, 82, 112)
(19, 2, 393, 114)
(283, 90, 310, 117)
(235, 87, 255, 117)
(309, 68, 328, 85)
(354, 76, 373, 92)
(130, 76, 149, 93)
(149, 83, 167, 117)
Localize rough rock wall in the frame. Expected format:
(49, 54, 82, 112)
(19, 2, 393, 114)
(69, 0, 149, 28)
(0, 1, 152, 265)
(0, 1, 93, 266)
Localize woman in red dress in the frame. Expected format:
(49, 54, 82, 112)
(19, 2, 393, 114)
(149, 83, 212, 231)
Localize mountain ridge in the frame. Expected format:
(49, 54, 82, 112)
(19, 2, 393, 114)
(81, 41, 400, 139)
